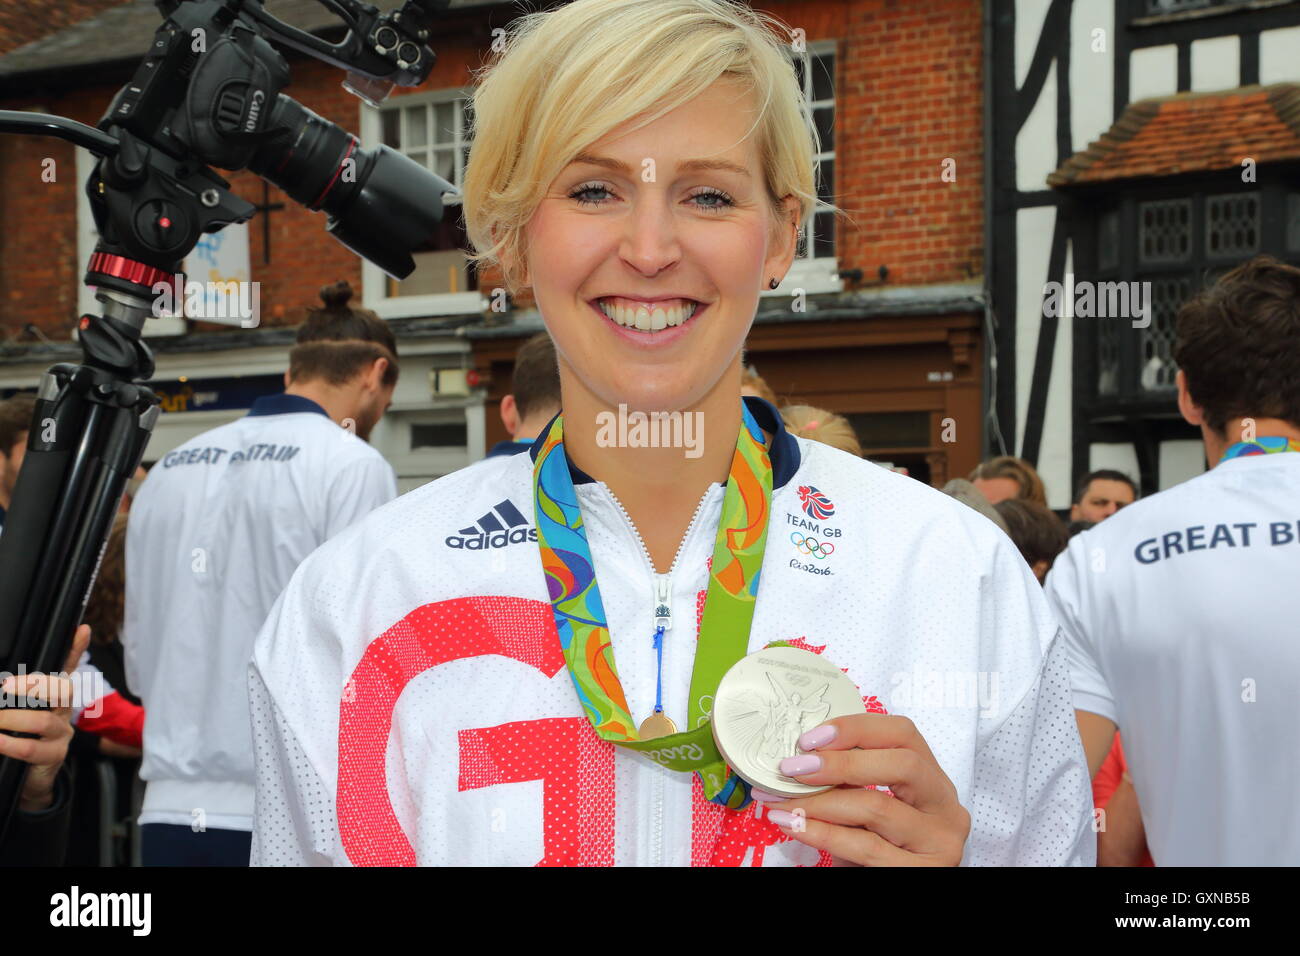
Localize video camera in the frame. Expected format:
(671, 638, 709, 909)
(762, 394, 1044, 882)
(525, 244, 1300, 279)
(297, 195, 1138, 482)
(0, 0, 457, 842)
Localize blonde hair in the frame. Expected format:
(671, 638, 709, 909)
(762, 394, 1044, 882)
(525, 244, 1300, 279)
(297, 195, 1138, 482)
(741, 364, 778, 405)
(782, 404, 862, 457)
(969, 456, 1048, 506)
(460, 0, 838, 296)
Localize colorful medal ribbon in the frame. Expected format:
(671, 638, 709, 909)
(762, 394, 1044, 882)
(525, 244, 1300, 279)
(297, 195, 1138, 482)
(1220, 436, 1300, 461)
(533, 401, 773, 809)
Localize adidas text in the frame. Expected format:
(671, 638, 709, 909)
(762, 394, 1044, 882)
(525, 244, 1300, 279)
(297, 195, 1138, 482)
(446, 527, 538, 550)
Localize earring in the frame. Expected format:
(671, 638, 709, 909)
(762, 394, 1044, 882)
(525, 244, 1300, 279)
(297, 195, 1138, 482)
(769, 277, 779, 289)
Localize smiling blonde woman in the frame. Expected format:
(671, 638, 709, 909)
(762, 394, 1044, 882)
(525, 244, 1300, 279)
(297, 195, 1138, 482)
(249, 0, 1094, 867)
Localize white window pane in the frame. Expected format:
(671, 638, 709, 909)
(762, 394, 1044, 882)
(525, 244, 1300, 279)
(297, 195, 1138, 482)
(435, 101, 455, 144)
(407, 105, 428, 148)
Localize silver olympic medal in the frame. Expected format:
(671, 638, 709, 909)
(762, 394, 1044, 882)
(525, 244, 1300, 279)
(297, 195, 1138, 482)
(711, 645, 866, 798)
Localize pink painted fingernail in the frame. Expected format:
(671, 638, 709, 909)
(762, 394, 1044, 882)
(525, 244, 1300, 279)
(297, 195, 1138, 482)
(798, 723, 837, 750)
(779, 754, 821, 776)
(750, 788, 787, 803)
(766, 809, 800, 828)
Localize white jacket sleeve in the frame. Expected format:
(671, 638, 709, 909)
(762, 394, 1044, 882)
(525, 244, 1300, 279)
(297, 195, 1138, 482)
(959, 531, 1096, 866)
(248, 563, 347, 866)
(1043, 533, 1118, 724)
(963, 632, 1097, 865)
(323, 453, 398, 541)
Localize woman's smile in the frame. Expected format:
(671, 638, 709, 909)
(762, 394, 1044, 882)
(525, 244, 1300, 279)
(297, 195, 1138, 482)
(586, 296, 710, 348)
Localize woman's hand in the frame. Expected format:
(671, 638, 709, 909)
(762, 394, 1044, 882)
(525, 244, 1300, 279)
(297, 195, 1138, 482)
(0, 624, 91, 812)
(752, 713, 971, 866)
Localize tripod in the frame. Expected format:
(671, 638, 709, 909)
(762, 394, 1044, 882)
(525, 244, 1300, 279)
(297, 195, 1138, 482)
(0, 0, 452, 846)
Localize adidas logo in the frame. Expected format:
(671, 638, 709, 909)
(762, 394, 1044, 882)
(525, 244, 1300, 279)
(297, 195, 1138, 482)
(445, 499, 538, 550)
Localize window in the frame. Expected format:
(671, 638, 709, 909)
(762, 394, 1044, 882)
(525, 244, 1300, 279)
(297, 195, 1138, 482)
(1129, 0, 1277, 27)
(360, 90, 483, 319)
(781, 41, 842, 295)
(1138, 199, 1192, 264)
(1205, 193, 1259, 257)
(411, 421, 468, 449)
(1286, 192, 1300, 251)
(1085, 180, 1293, 402)
(1144, 0, 1252, 12)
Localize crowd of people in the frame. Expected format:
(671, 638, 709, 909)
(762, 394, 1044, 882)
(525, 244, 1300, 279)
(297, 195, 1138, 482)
(746, 256, 1299, 867)
(0, 0, 1294, 868)
(1, 250, 1297, 866)
(733, 352, 1153, 861)
(0, 280, 400, 865)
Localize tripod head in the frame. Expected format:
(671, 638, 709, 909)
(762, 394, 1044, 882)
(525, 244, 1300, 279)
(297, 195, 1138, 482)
(0, 0, 458, 842)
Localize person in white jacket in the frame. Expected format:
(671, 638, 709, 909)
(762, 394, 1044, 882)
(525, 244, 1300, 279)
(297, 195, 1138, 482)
(125, 283, 399, 866)
(249, 0, 1095, 867)
(1047, 254, 1300, 865)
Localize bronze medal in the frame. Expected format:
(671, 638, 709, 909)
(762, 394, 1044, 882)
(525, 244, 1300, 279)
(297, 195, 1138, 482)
(637, 710, 678, 740)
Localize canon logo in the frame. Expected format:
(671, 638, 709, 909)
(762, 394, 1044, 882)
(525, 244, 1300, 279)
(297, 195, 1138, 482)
(245, 89, 265, 132)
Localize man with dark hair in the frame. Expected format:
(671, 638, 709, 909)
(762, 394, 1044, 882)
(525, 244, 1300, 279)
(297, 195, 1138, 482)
(486, 331, 561, 458)
(994, 498, 1068, 584)
(282, 280, 398, 441)
(0, 393, 37, 538)
(1070, 469, 1137, 524)
(1046, 254, 1300, 865)
(123, 281, 399, 866)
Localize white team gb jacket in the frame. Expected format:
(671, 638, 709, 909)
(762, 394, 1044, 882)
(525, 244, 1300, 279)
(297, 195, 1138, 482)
(249, 398, 1095, 866)
(125, 394, 397, 831)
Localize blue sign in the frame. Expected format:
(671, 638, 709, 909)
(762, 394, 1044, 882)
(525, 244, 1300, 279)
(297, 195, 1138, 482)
(148, 374, 283, 413)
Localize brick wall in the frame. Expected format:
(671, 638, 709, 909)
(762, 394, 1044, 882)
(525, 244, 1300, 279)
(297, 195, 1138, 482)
(837, 0, 984, 285)
(0, 0, 983, 339)
(0, 0, 131, 57)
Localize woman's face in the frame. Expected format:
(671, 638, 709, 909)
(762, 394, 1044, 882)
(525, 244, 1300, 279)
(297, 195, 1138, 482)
(521, 77, 799, 414)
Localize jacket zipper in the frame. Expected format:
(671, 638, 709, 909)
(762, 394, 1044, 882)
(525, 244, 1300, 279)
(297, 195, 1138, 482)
(602, 481, 716, 866)
(604, 482, 714, 580)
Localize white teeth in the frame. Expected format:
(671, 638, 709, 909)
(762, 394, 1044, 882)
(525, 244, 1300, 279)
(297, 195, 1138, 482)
(597, 297, 700, 330)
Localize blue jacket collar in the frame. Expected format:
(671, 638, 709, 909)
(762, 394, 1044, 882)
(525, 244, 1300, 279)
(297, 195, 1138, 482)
(246, 393, 331, 419)
(486, 438, 534, 458)
(527, 396, 800, 489)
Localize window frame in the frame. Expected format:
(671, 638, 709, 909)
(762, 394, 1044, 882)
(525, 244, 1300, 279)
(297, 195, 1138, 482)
(1126, 0, 1290, 26)
(1073, 167, 1300, 417)
(361, 47, 843, 316)
(773, 38, 843, 297)
(359, 87, 483, 320)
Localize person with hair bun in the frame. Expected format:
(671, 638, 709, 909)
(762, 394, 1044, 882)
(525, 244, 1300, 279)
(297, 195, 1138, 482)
(286, 281, 400, 441)
(123, 279, 400, 866)
(250, 0, 1092, 867)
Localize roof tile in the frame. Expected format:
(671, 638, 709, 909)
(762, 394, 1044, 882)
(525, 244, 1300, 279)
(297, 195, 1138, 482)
(1049, 84, 1300, 187)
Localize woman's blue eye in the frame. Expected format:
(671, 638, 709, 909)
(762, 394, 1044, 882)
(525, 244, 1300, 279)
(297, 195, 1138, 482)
(567, 184, 736, 213)
(569, 184, 613, 206)
(691, 188, 735, 211)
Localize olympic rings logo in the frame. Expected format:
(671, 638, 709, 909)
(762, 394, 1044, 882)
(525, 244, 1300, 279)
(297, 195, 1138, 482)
(790, 532, 834, 559)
